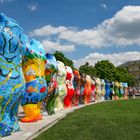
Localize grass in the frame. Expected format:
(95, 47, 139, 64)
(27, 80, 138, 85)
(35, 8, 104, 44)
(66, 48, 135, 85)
(33, 99, 140, 140)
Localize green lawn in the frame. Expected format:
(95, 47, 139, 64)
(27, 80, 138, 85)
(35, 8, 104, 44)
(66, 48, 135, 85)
(34, 99, 140, 140)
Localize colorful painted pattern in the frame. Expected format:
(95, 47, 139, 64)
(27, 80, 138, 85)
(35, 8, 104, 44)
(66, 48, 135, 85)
(54, 61, 67, 112)
(79, 73, 86, 104)
(114, 81, 120, 100)
(21, 39, 47, 122)
(72, 70, 81, 106)
(100, 79, 105, 101)
(95, 78, 101, 101)
(45, 53, 58, 115)
(0, 13, 26, 137)
(122, 82, 128, 99)
(90, 78, 96, 102)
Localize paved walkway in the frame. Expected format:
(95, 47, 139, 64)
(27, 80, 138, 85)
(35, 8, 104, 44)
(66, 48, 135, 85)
(1, 102, 98, 140)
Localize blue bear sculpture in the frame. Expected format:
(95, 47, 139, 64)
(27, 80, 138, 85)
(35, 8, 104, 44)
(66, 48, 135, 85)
(0, 13, 27, 136)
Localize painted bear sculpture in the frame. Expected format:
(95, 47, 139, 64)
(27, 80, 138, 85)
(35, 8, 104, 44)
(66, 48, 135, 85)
(54, 61, 67, 112)
(119, 82, 124, 99)
(45, 53, 58, 115)
(114, 81, 120, 100)
(100, 79, 105, 101)
(72, 70, 81, 106)
(105, 80, 111, 100)
(64, 66, 74, 108)
(95, 78, 102, 102)
(90, 77, 96, 102)
(79, 73, 86, 104)
(109, 82, 115, 100)
(0, 14, 27, 136)
(21, 39, 47, 123)
(83, 75, 92, 104)
(122, 82, 128, 100)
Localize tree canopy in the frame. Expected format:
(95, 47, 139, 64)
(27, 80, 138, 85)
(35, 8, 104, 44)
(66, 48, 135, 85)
(53, 51, 134, 85)
(79, 60, 134, 86)
(79, 62, 96, 78)
(53, 51, 75, 70)
(115, 67, 134, 85)
(94, 60, 116, 81)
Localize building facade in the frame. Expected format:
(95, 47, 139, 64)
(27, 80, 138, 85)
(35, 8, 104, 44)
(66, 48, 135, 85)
(119, 60, 140, 87)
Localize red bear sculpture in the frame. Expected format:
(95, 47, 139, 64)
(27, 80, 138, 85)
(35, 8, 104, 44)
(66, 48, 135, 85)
(64, 66, 74, 108)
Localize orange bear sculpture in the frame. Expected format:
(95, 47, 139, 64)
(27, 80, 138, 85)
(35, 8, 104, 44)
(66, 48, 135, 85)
(83, 75, 92, 104)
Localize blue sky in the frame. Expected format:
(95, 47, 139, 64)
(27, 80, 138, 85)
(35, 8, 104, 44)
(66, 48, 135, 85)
(1, 0, 140, 67)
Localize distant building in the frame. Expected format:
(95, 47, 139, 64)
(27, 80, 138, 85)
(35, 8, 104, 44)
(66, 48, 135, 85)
(119, 60, 140, 87)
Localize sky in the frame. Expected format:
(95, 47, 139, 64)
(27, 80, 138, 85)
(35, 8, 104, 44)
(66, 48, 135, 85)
(1, 0, 140, 68)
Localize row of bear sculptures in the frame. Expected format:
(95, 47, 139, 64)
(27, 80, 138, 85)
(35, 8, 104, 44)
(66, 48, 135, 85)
(0, 14, 129, 137)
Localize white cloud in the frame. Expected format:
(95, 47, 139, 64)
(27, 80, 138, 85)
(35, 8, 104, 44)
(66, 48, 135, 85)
(101, 4, 108, 9)
(42, 40, 75, 52)
(30, 6, 140, 48)
(28, 2, 38, 11)
(74, 51, 140, 68)
(29, 25, 71, 36)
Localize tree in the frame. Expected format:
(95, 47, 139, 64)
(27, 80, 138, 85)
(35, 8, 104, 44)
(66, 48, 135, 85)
(115, 67, 134, 86)
(53, 51, 75, 70)
(79, 62, 96, 77)
(79, 60, 134, 86)
(94, 60, 116, 81)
